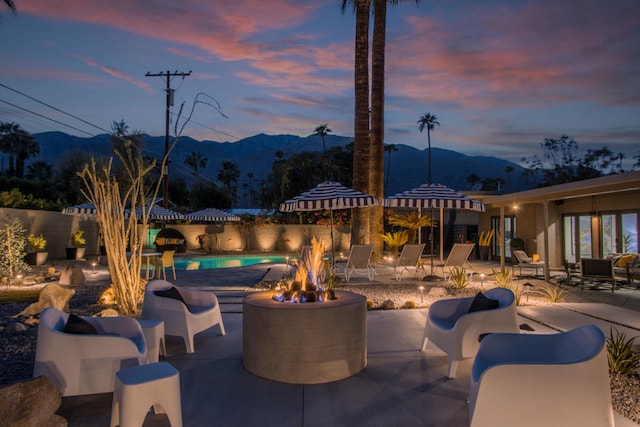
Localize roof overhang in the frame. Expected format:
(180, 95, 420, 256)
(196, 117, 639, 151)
(482, 171, 640, 208)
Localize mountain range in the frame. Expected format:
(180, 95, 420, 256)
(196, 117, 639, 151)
(32, 131, 532, 199)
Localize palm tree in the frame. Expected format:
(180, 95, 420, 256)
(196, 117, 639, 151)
(2, 0, 15, 13)
(387, 211, 436, 245)
(504, 165, 514, 192)
(184, 151, 207, 176)
(465, 173, 481, 190)
(417, 112, 440, 183)
(384, 143, 398, 194)
(313, 123, 332, 155)
(342, 0, 371, 246)
(217, 160, 240, 207)
(0, 122, 39, 178)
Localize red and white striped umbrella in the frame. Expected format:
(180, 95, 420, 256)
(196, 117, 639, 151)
(279, 181, 379, 212)
(384, 182, 484, 212)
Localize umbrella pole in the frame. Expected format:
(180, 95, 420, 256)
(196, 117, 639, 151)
(330, 209, 336, 274)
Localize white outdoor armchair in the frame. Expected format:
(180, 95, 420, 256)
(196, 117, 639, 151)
(421, 287, 518, 378)
(335, 244, 375, 282)
(469, 324, 614, 427)
(141, 280, 225, 354)
(33, 307, 147, 396)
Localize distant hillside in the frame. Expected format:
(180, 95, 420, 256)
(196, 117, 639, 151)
(33, 131, 532, 198)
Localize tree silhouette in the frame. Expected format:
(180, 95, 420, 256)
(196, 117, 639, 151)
(384, 143, 398, 195)
(417, 112, 440, 183)
(184, 151, 207, 175)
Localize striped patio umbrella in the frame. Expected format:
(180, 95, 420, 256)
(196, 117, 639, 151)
(385, 182, 485, 278)
(62, 202, 98, 218)
(184, 208, 241, 222)
(132, 204, 184, 221)
(280, 181, 379, 266)
(384, 182, 485, 211)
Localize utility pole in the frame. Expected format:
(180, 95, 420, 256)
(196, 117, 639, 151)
(145, 70, 191, 208)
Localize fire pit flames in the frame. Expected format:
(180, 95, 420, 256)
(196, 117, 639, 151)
(272, 237, 336, 303)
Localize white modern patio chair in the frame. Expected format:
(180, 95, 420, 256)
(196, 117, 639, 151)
(469, 324, 614, 427)
(393, 244, 426, 281)
(141, 280, 225, 354)
(436, 243, 475, 281)
(421, 287, 518, 378)
(34, 307, 147, 396)
(335, 244, 375, 282)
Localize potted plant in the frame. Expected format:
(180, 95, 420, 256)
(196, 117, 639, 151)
(478, 229, 494, 261)
(25, 233, 48, 266)
(66, 228, 87, 260)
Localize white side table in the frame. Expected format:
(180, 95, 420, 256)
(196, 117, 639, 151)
(139, 319, 166, 363)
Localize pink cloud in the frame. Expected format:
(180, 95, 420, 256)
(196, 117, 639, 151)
(69, 54, 155, 93)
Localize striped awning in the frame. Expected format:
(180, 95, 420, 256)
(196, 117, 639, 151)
(62, 202, 98, 218)
(384, 182, 485, 212)
(184, 208, 241, 222)
(132, 204, 184, 221)
(279, 181, 379, 212)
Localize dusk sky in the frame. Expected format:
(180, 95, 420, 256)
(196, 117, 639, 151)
(1, 0, 639, 167)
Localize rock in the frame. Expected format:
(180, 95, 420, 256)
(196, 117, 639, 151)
(24, 317, 39, 327)
(6, 322, 27, 334)
(0, 376, 67, 426)
(381, 299, 395, 310)
(96, 308, 119, 317)
(97, 286, 115, 306)
(429, 287, 448, 297)
(58, 263, 86, 286)
(16, 284, 76, 317)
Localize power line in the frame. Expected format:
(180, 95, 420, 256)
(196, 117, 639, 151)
(0, 82, 111, 134)
(0, 98, 95, 137)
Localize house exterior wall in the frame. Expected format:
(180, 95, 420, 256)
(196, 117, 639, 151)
(481, 188, 640, 268)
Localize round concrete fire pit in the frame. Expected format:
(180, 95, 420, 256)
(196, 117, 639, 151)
(243, 290, 367, 384)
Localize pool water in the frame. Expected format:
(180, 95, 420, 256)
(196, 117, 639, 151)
(174, 255, 289, 271)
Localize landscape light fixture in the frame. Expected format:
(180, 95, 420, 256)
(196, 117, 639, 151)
(419, 285, 425, 303)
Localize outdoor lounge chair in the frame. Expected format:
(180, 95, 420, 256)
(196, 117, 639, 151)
(436, 243, 475, 281)
(393, 244, 426, 281)
(468, 324, 614, 427)
(511, 250, 544, 276)
(34, 307, 147, 396)
(421, 287, 518, 378)
(580, 258, 616, 292)
(141, 280, 225, 354)
(335, 244, 375, 282)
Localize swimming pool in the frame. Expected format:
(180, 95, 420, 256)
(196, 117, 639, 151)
(174, 255, 289, 270)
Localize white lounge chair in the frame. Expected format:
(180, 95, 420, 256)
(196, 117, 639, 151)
(393, 244, 425, 281)
(511, 250, 544, 276)
(141, 280, 225, 354)
(335, 244, 375, 282)
(421, 287, 518, 378)
(436, 243, 475, 281)
(469, 324, 614, 427)
(34, 307, 147, 396)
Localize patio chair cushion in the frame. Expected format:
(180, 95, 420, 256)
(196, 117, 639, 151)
(468, 291, 499, 313)
(63, 314, 98, 335)
(616, 254, 635, 268)
(153, 287, 189, 310)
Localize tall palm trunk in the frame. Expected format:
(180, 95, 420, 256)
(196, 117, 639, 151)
(351, 0, 371, 246)
(369, 0, 387, 260)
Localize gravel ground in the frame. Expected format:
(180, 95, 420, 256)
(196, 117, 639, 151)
(1, 279, 638, 424)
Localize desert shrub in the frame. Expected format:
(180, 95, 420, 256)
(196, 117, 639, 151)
(491, 268, 524, 305)
(404, 300, 417, 309)
(366, 299, 376, 310)
(449, 267, 472, 289)
(533, 282, 566, 303)
(607, 327, 640, 375)
(381, 300, 395, 310)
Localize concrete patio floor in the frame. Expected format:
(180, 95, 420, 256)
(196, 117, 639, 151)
(56, 258, 640, 426)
